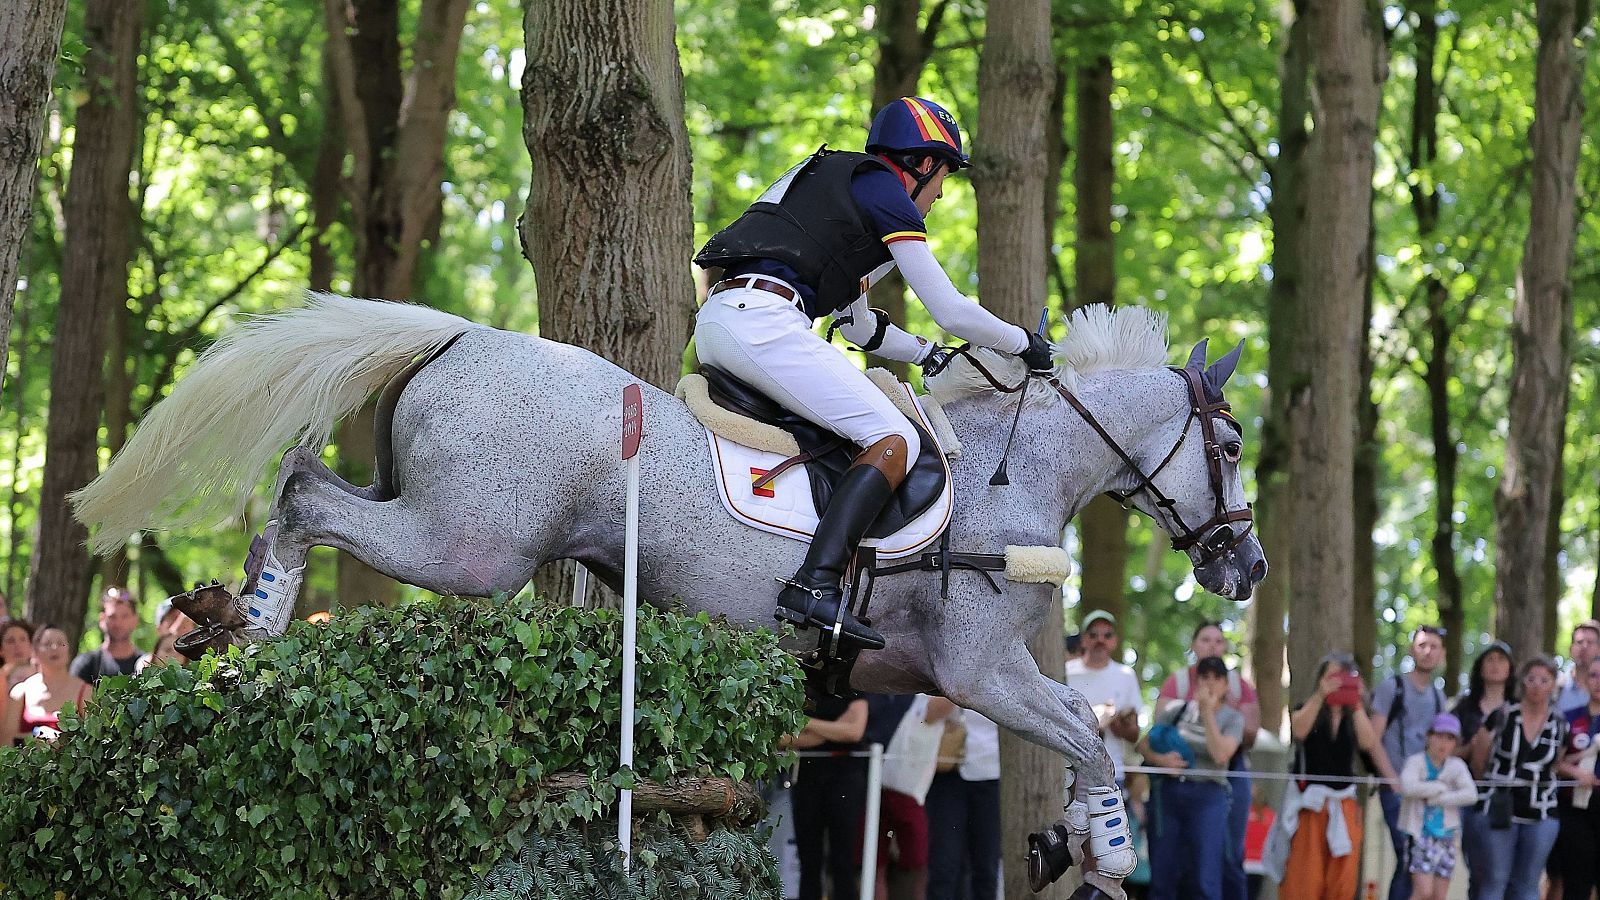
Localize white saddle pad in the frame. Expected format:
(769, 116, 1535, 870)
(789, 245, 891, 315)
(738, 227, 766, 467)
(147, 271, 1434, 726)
(704, 382, 953, 560)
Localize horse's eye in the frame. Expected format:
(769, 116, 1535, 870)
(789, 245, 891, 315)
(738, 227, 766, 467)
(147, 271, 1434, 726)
(1223, 442, 1243, 463)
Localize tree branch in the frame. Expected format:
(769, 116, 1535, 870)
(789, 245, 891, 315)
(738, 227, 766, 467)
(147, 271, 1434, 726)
(137, 220, 309, 416)
(322, 0, 371, 206)
(1157, 15, 1269, 169)
(1144, 106, 1261, 186)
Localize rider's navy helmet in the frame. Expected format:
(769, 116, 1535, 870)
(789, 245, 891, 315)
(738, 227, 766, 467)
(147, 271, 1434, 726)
(867, 97, 971, 169)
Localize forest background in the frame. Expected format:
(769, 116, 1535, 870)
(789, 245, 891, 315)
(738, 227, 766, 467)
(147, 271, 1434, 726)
(1, 0, 1597, 740)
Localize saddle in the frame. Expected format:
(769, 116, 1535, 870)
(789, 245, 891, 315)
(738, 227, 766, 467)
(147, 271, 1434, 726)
(698, 365, 947, 538)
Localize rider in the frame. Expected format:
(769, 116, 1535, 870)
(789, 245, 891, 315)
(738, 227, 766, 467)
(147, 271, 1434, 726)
(693, 97, 1054, 653)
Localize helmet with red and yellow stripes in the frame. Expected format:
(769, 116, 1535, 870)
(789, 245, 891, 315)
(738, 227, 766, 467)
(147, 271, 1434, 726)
(866, 97, 970, 169)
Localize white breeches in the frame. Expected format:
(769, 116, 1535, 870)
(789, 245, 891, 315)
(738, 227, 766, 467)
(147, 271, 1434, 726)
(694, 282, 921, 470)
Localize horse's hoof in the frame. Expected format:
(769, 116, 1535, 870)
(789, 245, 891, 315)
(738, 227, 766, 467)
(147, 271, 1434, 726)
(1067, 885, 1117, 900)
(171, 581, 246, 630)
(174, 623, 237, 661)
(1027, 823, 1077, 892)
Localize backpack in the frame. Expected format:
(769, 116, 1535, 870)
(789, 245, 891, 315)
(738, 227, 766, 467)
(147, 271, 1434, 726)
(1381, 673, 1444, 758)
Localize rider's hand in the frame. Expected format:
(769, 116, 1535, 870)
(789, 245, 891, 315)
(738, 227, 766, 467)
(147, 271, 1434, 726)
(1020, 330, 1054, 372)
(920, 344, 958, 378)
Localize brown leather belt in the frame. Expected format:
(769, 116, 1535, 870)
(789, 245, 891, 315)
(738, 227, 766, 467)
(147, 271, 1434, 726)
(709, 275, 801, 305)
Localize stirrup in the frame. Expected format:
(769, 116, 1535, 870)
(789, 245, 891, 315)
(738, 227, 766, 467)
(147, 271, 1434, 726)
(1027, 821, 1080, 892)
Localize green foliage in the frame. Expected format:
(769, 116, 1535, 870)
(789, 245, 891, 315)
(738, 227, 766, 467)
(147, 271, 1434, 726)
(465, 824, 781, 900)
(0, 599, 804, 899)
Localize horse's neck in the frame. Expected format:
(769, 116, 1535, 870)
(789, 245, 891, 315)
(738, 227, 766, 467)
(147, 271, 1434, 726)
(939, 369, 1185, 534)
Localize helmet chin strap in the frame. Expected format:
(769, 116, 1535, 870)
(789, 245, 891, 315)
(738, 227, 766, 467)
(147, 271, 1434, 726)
(880, 151, 943, 204)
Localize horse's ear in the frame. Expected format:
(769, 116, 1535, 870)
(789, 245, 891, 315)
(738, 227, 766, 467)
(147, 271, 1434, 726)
(1203, 340, 1245, 396)
(1185, 339, 1210, 371)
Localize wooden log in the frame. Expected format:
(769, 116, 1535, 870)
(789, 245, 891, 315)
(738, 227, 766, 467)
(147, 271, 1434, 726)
(532, 772, 765, 827)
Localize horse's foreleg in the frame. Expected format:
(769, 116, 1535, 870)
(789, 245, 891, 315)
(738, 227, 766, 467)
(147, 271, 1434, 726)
(955, 658, 1130, 900)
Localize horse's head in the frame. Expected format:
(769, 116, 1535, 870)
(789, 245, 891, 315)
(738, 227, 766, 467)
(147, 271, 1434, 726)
(1111, 339, 1266, 601)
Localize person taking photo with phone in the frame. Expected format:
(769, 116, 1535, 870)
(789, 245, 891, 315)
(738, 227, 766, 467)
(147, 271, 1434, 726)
(1266, 653, 1395, 900)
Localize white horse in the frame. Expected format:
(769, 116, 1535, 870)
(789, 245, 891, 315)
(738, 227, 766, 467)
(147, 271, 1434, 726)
(72, 295, 1265, 899)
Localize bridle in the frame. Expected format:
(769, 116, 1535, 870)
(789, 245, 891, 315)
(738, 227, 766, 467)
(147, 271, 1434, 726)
(947, 347, 1255, 567)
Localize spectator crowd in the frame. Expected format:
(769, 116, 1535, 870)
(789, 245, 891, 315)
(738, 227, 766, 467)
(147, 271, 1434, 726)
(772, 613, 1600, 900)
(9, 585, 1600, 900)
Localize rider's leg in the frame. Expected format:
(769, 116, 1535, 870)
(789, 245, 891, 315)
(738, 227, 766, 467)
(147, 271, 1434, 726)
(773, 435, 906, 650)
(695, 286, 921, 651)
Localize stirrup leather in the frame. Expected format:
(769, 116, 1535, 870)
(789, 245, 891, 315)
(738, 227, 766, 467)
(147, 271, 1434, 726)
(1085, 787, 1136, 879)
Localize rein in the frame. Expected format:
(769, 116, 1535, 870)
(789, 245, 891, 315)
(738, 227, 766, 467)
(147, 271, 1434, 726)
(942, 345, 1253, 566)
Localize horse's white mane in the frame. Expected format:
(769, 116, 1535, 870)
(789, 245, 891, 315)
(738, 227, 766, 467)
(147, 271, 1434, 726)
(927, 303, 1170, 404)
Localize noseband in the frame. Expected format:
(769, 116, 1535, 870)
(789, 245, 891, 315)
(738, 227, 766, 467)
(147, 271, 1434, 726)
(951, 347, 1254, 567)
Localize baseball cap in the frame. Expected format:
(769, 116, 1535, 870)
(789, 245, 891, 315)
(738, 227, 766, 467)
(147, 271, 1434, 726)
(155, 598, 175, 624)
(1081, 609, 1116, 630)
(1428, 713, 1462, 737)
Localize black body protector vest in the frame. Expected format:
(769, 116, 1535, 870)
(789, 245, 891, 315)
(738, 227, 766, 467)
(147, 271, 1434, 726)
(694, 147, 896, 319)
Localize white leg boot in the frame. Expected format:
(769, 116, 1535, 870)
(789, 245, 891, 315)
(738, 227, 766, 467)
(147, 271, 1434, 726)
(239, 523, 302, 639)
(1085, 785, 1136, 878)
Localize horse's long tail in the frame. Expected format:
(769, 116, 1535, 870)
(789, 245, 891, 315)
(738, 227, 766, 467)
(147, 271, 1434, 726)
(71, 292, 477, 555)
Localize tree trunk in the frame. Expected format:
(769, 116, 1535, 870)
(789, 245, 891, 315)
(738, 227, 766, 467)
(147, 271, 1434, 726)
(972, 2, 1062, 896)
(1001, 599, 1070, 900)
(0, 0, 68, 394)
(520, 0, 694, 392)
(1070, 55, 1129, 627)
(295, 66, 347, 622)
(1250, 0, 1309, 733)
(521, 0, 694, 603)
(27, 0, 145, 649)
(1352, 249, 1378, 673)
(1406, 0, 1464, 685)
(867, 0, 948, 380)
(99, 298, 133, 588)
(323, 0, 471, 608)
(1494, 0, 1588, 661)
(1285, 0, 1383, 704)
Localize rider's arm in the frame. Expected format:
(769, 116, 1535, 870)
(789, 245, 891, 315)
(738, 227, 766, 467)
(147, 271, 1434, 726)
(889, 239, 1030, 354)
(833, 294, 934, 363)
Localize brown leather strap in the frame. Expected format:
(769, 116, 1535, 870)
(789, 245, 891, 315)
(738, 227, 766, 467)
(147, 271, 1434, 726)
(750, 438, 846, 491)
(856, 435, 909, 488)
(709, 275, 800, 305)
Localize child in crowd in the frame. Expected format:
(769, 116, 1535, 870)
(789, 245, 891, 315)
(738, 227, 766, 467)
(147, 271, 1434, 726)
(1398, 713, 1479, 900)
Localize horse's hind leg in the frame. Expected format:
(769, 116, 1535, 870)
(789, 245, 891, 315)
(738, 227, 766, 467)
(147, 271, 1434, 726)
(233, 458, 540, 634)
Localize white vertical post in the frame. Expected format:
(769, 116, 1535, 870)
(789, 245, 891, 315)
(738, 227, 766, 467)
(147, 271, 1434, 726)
(619, 384, 643, 872)
(860, 742, 884, 900)
(571, 564, 589, 608)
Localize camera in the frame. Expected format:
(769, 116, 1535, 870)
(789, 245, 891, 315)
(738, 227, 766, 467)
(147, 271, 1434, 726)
(1326, 671, 1363, 708)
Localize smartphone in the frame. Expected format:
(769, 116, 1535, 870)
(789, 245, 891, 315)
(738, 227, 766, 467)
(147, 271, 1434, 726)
(1326, 671, 1363, 708)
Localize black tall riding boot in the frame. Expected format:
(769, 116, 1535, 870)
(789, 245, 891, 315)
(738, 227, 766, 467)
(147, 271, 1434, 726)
(774, 436, 908, 652)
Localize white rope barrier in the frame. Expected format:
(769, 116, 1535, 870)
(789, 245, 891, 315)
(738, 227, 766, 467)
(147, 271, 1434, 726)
(790, 750, 1579, 788)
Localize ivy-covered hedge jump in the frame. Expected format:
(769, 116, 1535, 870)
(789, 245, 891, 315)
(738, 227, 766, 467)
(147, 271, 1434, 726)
(0, 598, 806, 899)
